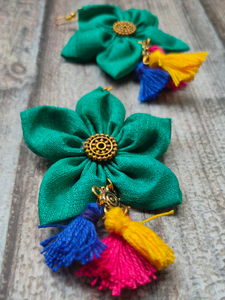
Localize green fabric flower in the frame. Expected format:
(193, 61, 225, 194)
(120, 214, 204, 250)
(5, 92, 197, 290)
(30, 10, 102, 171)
(21, 87, 182, 225)
(61, 5, 189, 79)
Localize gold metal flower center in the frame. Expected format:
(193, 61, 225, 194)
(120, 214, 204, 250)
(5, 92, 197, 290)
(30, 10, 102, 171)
(113, 21, 136, 36)
(84, 133, 118, 162)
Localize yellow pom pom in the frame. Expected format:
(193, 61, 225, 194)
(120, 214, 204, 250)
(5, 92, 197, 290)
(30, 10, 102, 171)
(104, 207, 175, 270)
(148, 50, 208, 86)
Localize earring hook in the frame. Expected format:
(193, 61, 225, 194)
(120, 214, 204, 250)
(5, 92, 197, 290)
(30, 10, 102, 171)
(55, 8, 82, 26)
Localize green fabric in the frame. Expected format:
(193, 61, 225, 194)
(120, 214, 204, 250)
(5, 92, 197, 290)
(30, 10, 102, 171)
(61, 5, 190, 79)
(21, 87, 182, 225)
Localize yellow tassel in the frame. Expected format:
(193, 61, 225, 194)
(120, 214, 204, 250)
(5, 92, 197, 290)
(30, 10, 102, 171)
(104, 207, 175, 271)
(148, 50, 208, 86)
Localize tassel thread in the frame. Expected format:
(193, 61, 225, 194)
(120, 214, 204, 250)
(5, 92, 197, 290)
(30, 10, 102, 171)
(38, 203, 106, 271)
(104, 207, 175, 270)
(135, 61, 170, 101)
(148, 50, 208, 86)
(76, 233, 156, 296)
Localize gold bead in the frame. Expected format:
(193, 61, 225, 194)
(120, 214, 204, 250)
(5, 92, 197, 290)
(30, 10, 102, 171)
(113, 21, 136, 36)
(84, 133, 118, 162)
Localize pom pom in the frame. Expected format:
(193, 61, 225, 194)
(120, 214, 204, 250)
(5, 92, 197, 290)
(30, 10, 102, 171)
(135, 62, 170, 101)
(38, 203, 106, 271)
(148, 45, 165, 54)
(104, 207, 175, 270)
(76, 233, 157, 296)
(149, 50, 208, 86)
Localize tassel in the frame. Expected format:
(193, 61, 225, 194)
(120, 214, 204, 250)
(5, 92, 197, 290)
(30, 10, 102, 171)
(147, 46, 188, 92)
(76, 233, 157, 296)
(166, 81, 187, 92)
(148, 50, 208, 86)
(38, 203, 107, 272)
(135, 61, 170, 101)
(104, 207, 175, 270)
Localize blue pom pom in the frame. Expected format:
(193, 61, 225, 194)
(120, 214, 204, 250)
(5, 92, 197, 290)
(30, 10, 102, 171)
(135, 62, 170, 101)
(38, 203, 106, 272)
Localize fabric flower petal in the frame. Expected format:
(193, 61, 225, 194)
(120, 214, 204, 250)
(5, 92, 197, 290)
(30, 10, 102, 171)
(117, 113, 171, 158)
(78, 5, 123, 30)
(104, 152, 182, 210)
(21, 106, 90, 162)
(136, 26, 189, 52)
(76, 87, 125, 138)
(123, 8, 158, 29)
(38, 157, 107, 225)
(96, 38, 142, 79)
(61, 27, 115, 63)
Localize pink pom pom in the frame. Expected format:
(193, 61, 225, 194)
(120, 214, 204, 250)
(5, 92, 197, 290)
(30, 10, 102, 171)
(167, 81, 187, 92)
(148, 45, 165, 54)
(76, 233, 157, 296)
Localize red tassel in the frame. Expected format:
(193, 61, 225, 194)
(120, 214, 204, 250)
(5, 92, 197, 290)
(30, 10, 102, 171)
(76, 233, 157, 296)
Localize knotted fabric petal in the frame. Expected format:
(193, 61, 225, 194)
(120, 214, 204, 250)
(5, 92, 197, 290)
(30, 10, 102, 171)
(75, 87, 125, 137)
(104, 152, 182, 210)
(78, 5, 123, 30)
(21, 106, 90, 162)
(39, 157, 107, 225)
(123, 8, 158, 29)
(116, 113, 171, 158)
(96, 38, 142, 79)
(138, 26, 190, 52)
(61, 28, 115, 63)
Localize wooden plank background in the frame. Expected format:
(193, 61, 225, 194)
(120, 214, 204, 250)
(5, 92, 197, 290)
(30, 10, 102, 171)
(1, 0, 225, 299)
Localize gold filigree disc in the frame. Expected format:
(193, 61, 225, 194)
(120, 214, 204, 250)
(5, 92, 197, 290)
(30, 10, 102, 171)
(84, 133, 118, 161)
(113, 21, 136, 36)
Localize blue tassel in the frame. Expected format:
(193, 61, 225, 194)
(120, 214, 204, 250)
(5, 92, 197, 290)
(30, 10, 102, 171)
(38, 203, 106, 272)
(135, 62, 170, 101)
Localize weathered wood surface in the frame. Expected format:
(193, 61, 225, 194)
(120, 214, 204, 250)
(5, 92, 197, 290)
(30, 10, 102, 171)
(1, 0, 225, 299)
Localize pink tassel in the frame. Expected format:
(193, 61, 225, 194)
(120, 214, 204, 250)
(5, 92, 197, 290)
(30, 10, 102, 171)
(76, 233, 157, 296)
(167, 81, 187, 92)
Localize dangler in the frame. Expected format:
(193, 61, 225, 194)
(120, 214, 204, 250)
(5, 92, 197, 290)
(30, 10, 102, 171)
(135, 61, 170, 101)
(77, 180, 175, 295)
(147, 48, 208, 87)
(136, 39, 190, 101)
(104, 207, 175, 270)
(38, 203, 106, 271)
(76, 233, 157, 296)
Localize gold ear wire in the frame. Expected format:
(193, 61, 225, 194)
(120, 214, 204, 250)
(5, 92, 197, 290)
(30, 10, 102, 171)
(55, 8, 82, 26)
(102, 86, 113, 92)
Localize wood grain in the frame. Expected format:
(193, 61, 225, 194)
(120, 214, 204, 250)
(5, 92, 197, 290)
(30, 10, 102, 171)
(1, 0, 225, 299)
(0, 0, 47, 274)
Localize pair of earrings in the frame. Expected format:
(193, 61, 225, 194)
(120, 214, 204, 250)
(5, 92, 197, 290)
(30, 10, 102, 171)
(21, 4, 208, 296)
